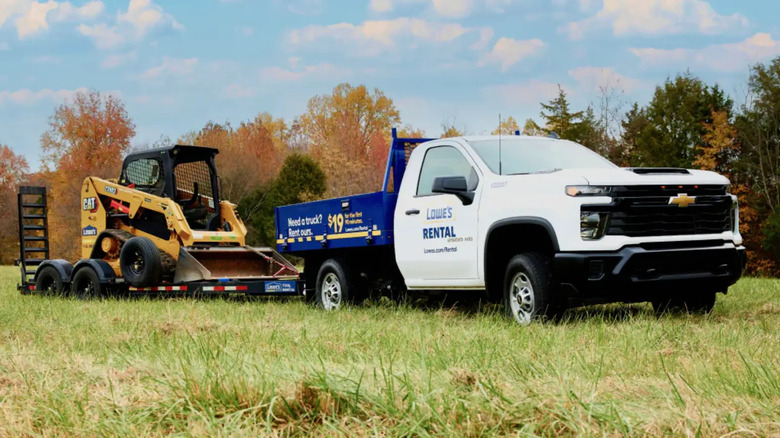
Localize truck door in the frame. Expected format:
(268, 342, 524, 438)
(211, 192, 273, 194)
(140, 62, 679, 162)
(395, 143, 482, 288)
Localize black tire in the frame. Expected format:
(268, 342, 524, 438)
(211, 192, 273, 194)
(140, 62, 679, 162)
(503, 253, 558, 325)
(120, 237, 162, 288)
(71, 267, 103, 300)
(35, 266, 65, 296)
(315, 259, 352, 310)
(652, 291, 717, 315)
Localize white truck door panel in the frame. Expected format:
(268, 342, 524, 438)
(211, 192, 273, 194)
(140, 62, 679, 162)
(395, 143, 482, 288)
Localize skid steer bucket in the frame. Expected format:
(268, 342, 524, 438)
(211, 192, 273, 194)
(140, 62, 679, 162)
(174, 246, 298, 283)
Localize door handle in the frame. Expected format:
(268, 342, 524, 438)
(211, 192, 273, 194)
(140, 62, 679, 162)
(405, 209, 420, 216)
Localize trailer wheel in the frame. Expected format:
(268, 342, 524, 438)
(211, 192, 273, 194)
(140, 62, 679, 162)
(35, 266, 65, 296)
(71, 267, 103, 300)
(315, 259, 352, 310)
(120, 237, 162, 288)
(503, 253, 557, 325)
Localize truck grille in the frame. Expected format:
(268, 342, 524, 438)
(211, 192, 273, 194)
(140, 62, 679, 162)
(585, 185, 733, 238)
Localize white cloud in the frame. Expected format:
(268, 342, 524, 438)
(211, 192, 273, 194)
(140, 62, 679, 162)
(568, 66, 642, 92)
(480, 37, 544, 71)
(561, 0, 748, 40)
(140, 57, 198, 79)
(289, 18, 485, 57)
(79, 0, 181, 49)
(631, 33, 780, 72)
(260, 62, 347, 81)
(369, 0, 523, 17)
(78, 23, 122, 49)
(0, 86, 88, 104)
(101, 51, 137, 69)
(485, 81, 563, 105)
(1, 0, 103, 39)
(0, 42, 9, 50)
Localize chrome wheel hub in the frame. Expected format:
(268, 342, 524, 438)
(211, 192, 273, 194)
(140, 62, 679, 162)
(321, 273, 342, 310)
(509, 272, 535, 325)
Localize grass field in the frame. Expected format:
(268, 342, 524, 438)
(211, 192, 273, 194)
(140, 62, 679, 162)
(0, 265, 778, 436)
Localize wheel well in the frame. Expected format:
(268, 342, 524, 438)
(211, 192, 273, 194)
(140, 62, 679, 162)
(484, 222, 557, 301)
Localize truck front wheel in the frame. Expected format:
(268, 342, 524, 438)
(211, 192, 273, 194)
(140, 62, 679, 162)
(503, 253, 557, 325)
(315, 259, 352, 311)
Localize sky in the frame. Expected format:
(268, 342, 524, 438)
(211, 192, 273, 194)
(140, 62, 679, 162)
(1, 0, 779, 169)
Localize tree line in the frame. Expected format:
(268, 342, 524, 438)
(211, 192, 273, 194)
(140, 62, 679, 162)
(1, 60, 778, 276)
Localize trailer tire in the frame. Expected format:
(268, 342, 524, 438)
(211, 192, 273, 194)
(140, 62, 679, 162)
(71, 267, 103, 300)
(503, 253, 557, 325)
(315, 259, 352, 311)
(35, 266, 65, 296)
(120, 237, 163, 288)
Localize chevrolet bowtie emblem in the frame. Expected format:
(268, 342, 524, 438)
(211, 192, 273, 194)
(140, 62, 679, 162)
(669, 193, 696, 207)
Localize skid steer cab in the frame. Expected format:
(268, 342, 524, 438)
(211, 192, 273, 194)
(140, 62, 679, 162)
(16, 145, 302, 299)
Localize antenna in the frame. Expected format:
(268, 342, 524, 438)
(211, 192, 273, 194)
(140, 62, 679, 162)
(498, 114, 503, 175)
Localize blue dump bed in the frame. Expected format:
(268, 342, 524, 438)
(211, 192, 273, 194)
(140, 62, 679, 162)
(275, 130, 434, 254)
(275, 191, 397, 253)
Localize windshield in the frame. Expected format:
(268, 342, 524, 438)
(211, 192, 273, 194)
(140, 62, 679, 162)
(468, 138, 616, 175)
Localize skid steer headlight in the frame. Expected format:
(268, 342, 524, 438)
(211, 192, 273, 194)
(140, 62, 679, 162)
(566, 186, 611, 197)
(581, 212, 609, 240)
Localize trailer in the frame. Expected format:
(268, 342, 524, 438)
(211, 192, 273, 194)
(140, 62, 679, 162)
(15, 145, 303, 298)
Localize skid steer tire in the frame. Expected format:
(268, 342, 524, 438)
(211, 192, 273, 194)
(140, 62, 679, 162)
(120, 237, 163, 288)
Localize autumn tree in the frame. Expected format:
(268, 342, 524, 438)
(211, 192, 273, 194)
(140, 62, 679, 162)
(492, 116, 520, 135)
(300, 83, 400, 196)
(41, 90, 135, 260)
(441, 124, 464, 138)
(0, 145, 30, 264)
(521, 119, 544, 136)
(397, 124, 427, 138)
(189, 115, 287, 204)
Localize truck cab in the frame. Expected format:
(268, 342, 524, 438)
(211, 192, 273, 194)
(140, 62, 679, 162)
(276, 130, 746, 324)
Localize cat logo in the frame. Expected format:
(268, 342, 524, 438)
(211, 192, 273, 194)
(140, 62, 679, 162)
(669, 194, 696, 208)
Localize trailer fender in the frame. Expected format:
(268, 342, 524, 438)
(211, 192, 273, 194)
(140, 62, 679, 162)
(35, 259, 74, 283)
(72, 259, 117, 283)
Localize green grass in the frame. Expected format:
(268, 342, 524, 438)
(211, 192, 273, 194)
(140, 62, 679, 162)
(0, 265, 778, 436)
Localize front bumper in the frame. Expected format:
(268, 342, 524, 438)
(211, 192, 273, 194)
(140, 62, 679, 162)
(554, 241, 746, 305)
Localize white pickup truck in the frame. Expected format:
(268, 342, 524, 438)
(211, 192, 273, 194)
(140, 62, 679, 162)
(275, 130, 746, 324)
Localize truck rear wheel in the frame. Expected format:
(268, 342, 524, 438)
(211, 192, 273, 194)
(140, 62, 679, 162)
(503, 253, 557, 325)
(71, 267, 103, 300)
(120, 237, 163, 288)
(315, 259, 352, 311)
(35, 266, 65, 296)
(652, 291, 717, 315)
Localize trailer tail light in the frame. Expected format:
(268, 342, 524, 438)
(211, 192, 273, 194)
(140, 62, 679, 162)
(203, 285, 249, 292)
(129, 285, 188, 292)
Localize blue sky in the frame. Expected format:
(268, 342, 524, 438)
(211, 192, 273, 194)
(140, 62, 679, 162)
(1, 0, 779, 169)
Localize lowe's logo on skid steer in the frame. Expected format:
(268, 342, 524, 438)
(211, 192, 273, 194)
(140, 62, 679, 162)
(264, 281, 296, 293)
(82, 225, 98, 237)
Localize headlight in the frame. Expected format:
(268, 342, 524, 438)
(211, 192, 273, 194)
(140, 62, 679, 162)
(581, 212, 609, 240)
(566, 186, 611, 197)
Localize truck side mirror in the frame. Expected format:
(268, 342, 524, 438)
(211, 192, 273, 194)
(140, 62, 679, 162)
(432, 176, 474, 205)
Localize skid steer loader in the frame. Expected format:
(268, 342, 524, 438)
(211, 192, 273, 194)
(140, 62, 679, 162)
(17, 145, 301, 298)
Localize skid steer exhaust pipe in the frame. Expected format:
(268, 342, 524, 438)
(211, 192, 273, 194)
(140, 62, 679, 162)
(174, 246, 298, 283)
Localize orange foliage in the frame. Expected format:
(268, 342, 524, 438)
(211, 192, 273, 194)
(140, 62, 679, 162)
(0, 145, 30, 264)
(301, 83, 400, 196)
(190, 113, 286, 203)
(42, 91, 136, 260)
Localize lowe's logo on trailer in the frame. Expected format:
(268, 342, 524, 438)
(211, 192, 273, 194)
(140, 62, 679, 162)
(264, 281, 297, 293)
